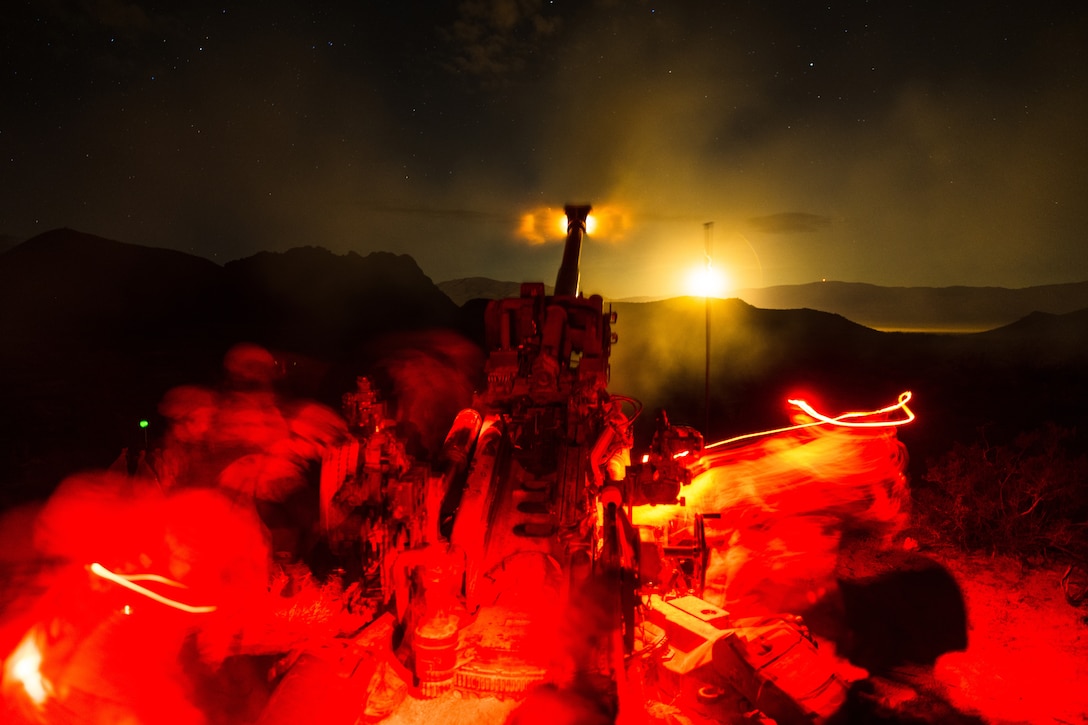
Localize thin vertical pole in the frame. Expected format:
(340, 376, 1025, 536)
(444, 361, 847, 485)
(704, 222, 713, 436)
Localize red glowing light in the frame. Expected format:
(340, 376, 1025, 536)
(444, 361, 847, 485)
(4, 629, 49, 706)
(89, 562, 217, 614)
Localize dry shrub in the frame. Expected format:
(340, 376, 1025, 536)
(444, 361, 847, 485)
(916, 424, 1088, 562)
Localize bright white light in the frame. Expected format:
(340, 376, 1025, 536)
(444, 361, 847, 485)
(6, 630, 49, 705)
(558, 213, 597, 235)
(687, 265, 730, 297)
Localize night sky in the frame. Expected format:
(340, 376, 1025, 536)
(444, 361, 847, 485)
(3, 1, 1086, 299)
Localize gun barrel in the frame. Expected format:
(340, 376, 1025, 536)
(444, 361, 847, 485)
(554, 204, 591, 297)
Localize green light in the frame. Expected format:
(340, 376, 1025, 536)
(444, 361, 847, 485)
(139, 420, 150, 429)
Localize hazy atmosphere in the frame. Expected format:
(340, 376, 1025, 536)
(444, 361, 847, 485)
(4, 6, 1088, 722)
(3, 1, 1087, 299)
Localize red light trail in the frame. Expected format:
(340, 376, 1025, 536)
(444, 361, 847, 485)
(706, 390, 914, 449)
(88, 562, 217, 614)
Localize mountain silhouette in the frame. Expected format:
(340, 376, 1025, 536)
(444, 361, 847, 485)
(0, 228, 224, 339)
(224, 246, 461, 356)
(0, 229, 464, 502)
(437, 277, 555, 306)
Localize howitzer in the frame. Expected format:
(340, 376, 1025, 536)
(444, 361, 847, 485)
(309, 202, 848, 723)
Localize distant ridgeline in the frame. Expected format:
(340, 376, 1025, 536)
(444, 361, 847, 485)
(732, 281, 1088, 332)
(438, 276, 1088, 332)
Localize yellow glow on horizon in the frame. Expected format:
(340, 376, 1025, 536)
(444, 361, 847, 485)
(686, 264, 730, 298)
